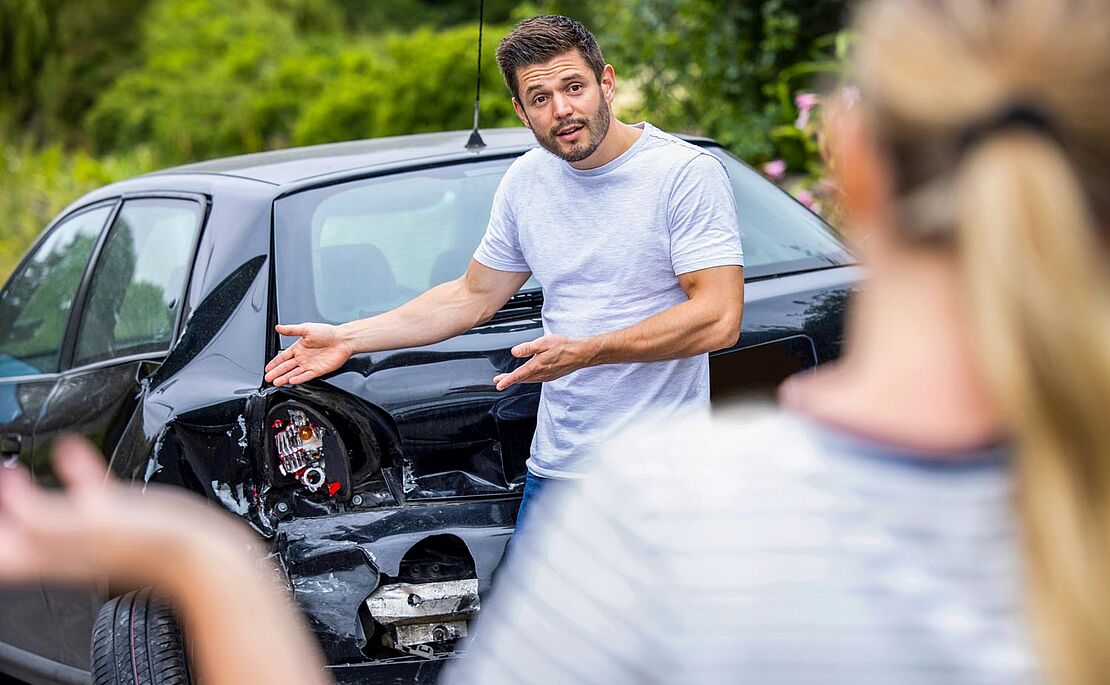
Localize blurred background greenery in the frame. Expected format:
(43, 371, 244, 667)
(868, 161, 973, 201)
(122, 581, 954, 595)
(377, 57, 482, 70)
(0, 0, 849, 281)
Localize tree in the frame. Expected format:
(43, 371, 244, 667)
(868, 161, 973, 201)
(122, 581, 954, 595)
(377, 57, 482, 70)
(291, 25, 519, 146)
(599, 0, 848, 162)
(84, 0, 300, 162)
(0, 0, 152, 144)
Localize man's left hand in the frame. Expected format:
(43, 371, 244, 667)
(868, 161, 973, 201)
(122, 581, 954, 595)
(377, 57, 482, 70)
(493, 334, 600, 391)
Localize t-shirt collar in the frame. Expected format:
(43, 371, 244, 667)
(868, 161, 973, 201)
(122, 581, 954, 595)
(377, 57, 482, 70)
(563, 122, 651, 178)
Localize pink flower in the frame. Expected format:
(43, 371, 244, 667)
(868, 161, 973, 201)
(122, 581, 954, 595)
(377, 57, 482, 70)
(794, 92, 820, 129)
(761, 159, 787, 180)
(795, 189, 816, 209)
(795, 92, 820, 109)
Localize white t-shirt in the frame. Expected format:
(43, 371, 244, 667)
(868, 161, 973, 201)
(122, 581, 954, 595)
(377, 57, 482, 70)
(445, 409, 1038, 684)
(473, 123, 744, 478)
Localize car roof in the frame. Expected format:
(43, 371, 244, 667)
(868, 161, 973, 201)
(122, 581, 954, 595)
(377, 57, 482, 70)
(149, 127, 719, 186)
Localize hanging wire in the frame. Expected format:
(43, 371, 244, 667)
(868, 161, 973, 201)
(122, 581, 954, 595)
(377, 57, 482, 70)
(466, 0, 487, 150)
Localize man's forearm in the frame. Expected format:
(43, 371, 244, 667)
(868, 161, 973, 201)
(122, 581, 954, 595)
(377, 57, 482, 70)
(492, 267, 743, 391)
(337, 279, 492, 354)
(587, 295, 742, 366)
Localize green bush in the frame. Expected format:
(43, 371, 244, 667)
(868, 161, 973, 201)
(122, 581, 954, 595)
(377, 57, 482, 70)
(84, 0, 519, 163)
(0, 0, 153, 145)
(1, 0, 855, 279)
(84, 0, 300, 162)
(600, 0, 848, 164)
(0, 143, 158, 281)
(292, 25, 519, 146)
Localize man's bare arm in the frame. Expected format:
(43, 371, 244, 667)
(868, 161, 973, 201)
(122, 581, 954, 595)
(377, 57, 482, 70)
(265, 260, 531, 386)
(493, 265, 743, 390)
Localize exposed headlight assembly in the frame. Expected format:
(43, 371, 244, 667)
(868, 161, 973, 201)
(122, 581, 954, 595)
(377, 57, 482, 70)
(272, 408, 341, 497)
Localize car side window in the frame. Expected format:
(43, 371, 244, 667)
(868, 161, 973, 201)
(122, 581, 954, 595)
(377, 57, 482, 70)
(73, 199, 202, 367)
(0, 205, 113, 378)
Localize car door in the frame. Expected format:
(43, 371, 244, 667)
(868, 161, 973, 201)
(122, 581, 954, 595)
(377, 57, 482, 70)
(32, 195, 206, 671)
(0, 202, 116, 665)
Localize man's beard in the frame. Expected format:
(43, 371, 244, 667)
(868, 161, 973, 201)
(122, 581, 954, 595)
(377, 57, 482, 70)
(532, 97, 611, 163)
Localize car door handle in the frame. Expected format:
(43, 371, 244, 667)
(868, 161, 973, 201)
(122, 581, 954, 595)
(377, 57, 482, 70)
(1, 432, 21, 460)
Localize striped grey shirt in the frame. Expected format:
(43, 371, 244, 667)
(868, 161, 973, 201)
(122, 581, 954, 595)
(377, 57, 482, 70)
(444, 409, 1040, 685)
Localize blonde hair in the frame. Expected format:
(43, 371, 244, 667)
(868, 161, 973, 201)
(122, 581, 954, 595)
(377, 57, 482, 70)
(853, 1, 1110, 683)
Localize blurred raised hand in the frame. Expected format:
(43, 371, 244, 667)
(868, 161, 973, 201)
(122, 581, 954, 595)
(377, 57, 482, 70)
(0, 436, 250, 586)
(0, 437, 329, 685)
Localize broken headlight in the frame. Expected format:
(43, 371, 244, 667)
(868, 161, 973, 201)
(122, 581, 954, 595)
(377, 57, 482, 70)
(272, 409, 341, 497)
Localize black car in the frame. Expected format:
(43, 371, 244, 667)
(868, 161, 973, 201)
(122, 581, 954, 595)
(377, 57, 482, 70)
(0, 128, 857, 685)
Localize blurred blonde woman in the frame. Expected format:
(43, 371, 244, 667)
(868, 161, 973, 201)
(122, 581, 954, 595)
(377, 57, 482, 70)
(445, 0, 1110, 684)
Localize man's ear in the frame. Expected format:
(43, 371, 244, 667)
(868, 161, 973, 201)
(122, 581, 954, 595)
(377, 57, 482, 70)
(600, 64, 616, 104)
(512, 98, 531, 129)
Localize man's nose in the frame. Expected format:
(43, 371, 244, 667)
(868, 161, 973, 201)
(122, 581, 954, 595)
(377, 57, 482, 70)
(552, 92, 574, 119)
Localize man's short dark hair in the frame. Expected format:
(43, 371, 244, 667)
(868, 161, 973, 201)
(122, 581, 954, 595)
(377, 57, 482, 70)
(496, 15, 606, 101)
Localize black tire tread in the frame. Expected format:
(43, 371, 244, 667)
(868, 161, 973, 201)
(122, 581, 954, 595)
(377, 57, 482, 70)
(90, 589, 192, 685)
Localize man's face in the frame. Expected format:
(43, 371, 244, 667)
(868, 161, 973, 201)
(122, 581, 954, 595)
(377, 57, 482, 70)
(512, 50, 613, 163)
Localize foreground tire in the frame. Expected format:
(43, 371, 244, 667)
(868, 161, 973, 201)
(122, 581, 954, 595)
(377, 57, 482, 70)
(91, 588, 192, 685)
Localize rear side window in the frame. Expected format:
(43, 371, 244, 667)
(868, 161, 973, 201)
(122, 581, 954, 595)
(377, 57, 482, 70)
(74, 199, 201, 366)
(0, 205, 112, 377)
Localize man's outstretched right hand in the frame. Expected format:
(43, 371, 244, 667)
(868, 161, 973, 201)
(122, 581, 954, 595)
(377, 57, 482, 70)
(264, 323, 354, 386)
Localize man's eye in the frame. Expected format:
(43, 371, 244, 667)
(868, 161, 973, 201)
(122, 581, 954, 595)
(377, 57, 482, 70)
(533, 95, 547, 105)
(569, 84, 582, 93)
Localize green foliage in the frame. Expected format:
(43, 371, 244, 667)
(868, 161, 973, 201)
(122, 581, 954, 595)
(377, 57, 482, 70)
(85, 0, 300, 161)
(600, 0, 847, 164)
(0, 143, 158, 281)
(85, 0, 517, 163)
(0, 0, 55, 135)
(0, 0, 152, 143)
(325, 0, 519, 33)
(1, 0, 854, 278)
(0, 0, 50, 92)
(292, 25, 519, 145)
(33, 0, 151, 143)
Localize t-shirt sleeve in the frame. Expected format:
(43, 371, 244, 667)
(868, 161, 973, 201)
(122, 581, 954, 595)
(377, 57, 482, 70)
(667, 153, 744, 275)
(472, 177, 531, 273)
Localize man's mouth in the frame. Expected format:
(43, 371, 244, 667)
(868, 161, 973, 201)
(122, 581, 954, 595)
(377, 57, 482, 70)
(555, 124, 585, 141)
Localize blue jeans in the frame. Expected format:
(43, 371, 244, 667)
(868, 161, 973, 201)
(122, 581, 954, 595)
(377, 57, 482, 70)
(514, 471, 549, 534)
(501, 471, 551, 563)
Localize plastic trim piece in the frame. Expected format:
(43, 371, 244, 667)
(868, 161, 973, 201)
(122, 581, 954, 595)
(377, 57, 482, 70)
(0, 640, 90, 685)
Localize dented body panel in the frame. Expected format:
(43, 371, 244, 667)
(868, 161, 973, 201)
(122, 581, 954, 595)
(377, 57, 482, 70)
(0, 128, 858, 683)
(276, 499, 514, 663)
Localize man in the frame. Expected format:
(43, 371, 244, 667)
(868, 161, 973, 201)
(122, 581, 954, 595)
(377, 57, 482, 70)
(263, 15, 744, 530)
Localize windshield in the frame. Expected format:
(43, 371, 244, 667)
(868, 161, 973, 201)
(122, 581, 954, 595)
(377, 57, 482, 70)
(274, 147, 852, 327)
(707, 147, 852, 278)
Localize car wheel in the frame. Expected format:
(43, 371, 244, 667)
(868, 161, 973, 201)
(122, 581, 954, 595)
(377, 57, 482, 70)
(91, 588, 192, 685)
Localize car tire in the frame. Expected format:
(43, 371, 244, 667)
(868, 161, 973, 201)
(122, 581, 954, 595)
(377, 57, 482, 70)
(91, 588, 192, 685)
